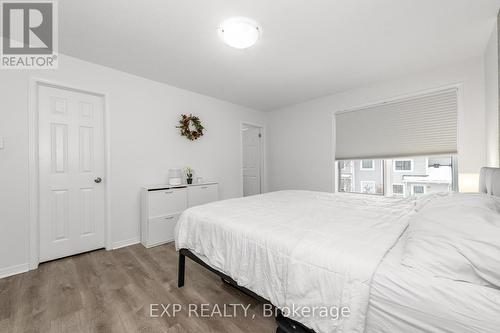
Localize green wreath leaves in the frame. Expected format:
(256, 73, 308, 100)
(176, 114, 205, 141)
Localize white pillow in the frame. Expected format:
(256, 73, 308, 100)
(402, 193, 500, 287)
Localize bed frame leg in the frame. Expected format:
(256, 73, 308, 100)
(178, 252, 185, 288)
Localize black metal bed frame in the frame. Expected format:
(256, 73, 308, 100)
(178, 248, 315, 333)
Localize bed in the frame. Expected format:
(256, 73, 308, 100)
(175, 167, 500, 333)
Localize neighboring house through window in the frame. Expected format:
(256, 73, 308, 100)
(337, 155, 455, 196)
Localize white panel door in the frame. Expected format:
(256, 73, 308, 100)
(242, 126, 262, 196)
(38, 85, 105, 262)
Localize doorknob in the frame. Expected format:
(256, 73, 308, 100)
(94, 177, 102, 183)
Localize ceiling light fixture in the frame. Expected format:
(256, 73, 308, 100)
(218, 17, 261, 49)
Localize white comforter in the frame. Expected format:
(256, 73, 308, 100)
(367, 233, 500, 333)
(175, 191, 416, 333)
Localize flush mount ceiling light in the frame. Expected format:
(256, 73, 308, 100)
(218, 17, 261, 49)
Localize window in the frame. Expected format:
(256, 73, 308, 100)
(335, 89, 458, 196)
(337, 155, 456, 197)
(360, 160, 375, 170)
(412, 184, 426, 195)
(360, 181, 376, 194)
(392, 183, 405, 196)
(394, 159, 413, 172)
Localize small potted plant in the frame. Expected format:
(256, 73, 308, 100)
(185, 167, 193, 184)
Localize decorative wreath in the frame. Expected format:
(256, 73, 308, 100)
(176, 114, 205, 141)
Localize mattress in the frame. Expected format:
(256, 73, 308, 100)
(366, 233, 500, 333)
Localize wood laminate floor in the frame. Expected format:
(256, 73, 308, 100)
(0, 243, 276, 333)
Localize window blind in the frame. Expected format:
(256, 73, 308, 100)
(335, 88, 458, 160)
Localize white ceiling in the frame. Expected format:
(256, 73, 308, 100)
(59, 0, 500, 111)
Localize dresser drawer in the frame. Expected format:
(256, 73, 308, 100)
(187, 184, 218, 207)
(149, 188, 187, 217)
(147, 213, 179, 247)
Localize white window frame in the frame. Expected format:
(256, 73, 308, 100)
(393, 159, 413, 172)
(360, 181, 376, 194)
(360, 160, 375, 171)
(392, 183, 405, 196)
(411, 184, 426, 195)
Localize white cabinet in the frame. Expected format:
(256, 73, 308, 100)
(141, 183, 218, 248)
(188, 184, 219, 207)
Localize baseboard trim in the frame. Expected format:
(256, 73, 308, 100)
(0, 263, 30, 279)
(1, 239, 141, 279)
(112, 237, 140, 250)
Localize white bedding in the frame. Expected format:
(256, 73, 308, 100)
(175, 191, 416, 333)
(367, 233, 500, 333)
(402, 193, 500, 287)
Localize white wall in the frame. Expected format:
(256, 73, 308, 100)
(268, 57, 487, 192)
(485, 20, 499, 167)
(0, 55, 267, 276)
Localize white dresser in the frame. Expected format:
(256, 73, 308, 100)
(141, 182, 218, 248)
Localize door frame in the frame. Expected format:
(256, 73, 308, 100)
(28, 79, 111, 270)
(240, 122, 265, 196)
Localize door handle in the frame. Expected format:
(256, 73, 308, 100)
(94, 177, 102, 183)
